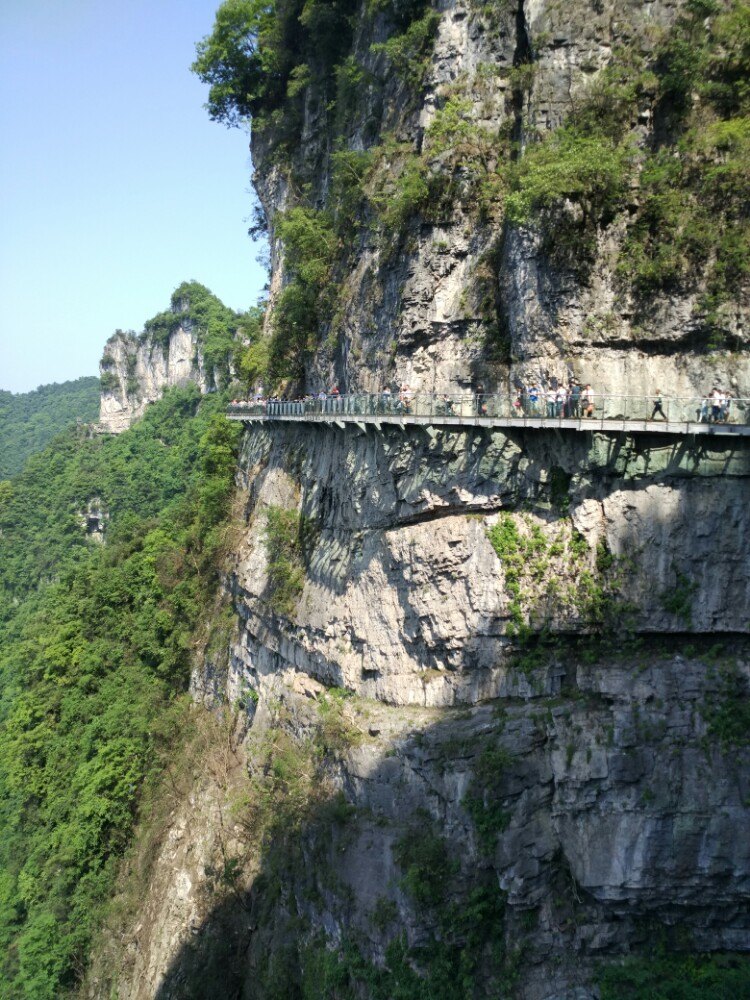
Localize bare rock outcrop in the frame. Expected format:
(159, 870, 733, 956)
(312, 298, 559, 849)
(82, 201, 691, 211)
(98, 325, 207, 434)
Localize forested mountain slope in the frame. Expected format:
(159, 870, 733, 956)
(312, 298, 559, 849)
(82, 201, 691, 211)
(0, 381, 240, 998)
(0, 377, 100, 479)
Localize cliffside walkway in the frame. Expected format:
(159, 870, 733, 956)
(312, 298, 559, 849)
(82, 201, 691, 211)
(228, 393, 750, 437)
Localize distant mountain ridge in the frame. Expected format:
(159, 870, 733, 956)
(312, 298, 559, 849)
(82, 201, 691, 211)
(0, 376, 100, 478)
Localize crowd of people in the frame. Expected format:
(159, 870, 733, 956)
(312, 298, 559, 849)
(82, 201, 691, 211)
(697, 387, 734, 423)
(231, 384, 419, 416)
(512, 381, 596, 419)
(230, 382, 742, 424)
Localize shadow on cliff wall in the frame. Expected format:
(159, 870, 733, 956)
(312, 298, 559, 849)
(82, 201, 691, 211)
(228, 422, 750, 717)
(249, 423, 749, 607)
(151, 637, 750, 1000)
(150, 704, 556, 1000)
(151, 707, 494, 1000)
(246, 425, 750, 679)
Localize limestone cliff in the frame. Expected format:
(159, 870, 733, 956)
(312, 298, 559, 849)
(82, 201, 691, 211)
(98, 281, 240, 433)
(93, 1, 750, 997)
(252, 0, 749, 400)
(99, 326, 208, 433)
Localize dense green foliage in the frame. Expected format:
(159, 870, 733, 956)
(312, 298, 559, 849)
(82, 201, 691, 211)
(598, 952, 750, 999)
(0, 386, 241, 998)
(141, 280, 252, 388)
(269, 209, 338, 382)
(192, 0, 360, 139)
(506, 131, 632, 230)
(0, 378, 100, 480)
(370, 8, 440, 89)
(393, 822, 453, 909)
(230, 303, 266, 393)
(192, 0, 435, 139)
(620, 0, 750, 321)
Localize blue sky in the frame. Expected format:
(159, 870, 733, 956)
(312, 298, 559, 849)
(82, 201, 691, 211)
(0, 0, 267, 393)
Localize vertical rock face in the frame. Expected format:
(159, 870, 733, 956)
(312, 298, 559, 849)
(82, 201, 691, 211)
(99, 1, 750, 997)
(98, 325, 207, 434)
(107, 424, 750, 1000)
(224, 425, 750, 707)
(251, 0, 748, 400)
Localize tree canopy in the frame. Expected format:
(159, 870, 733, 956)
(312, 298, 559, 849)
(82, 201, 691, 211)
(0, 378, 100, 479)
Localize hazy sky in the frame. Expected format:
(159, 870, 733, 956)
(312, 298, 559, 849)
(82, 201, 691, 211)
(0, 0, 267, 393)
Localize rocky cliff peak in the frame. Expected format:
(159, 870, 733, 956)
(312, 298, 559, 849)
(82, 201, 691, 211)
(98, 281, 242, 433)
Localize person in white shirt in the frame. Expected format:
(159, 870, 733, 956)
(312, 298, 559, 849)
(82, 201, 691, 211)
(710, 387, 721, 423)
(546, 387, 557, 418)
(650, 389, 666, 420)
(556, 386, 566, 417)
(582, 384, 595, 417)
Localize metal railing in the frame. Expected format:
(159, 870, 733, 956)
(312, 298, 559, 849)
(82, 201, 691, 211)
(227, 392, 750, 428)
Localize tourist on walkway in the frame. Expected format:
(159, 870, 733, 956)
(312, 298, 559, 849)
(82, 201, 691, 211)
(400, 385, 413, 414)
(475, 384, 485, 416)
(546, 387, 557, 418)
(569, 382, 581, 418)
(555, 386, 566, 417)
(582, 384, 595, 417)
(720, 390, 731, 423)
(650, 389, 666, 420)
(528, 384, 540, 415)
(709, 387, 722, 423)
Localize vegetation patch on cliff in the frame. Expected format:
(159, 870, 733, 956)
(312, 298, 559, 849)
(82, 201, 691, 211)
(508, 0, 750, 338)
(463, 742, 513, 851)
(598, 950, 750, 999)
(291, 828, 514, 1000)
(701, 660, 750, 749)
(487, 512, 628, 641)
(192, 0, 437, 154)
(263, 504, 318, 615)
(268, 209, 338, 382)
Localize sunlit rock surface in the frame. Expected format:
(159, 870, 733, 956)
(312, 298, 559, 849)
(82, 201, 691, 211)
(98, 325, 207, 433)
